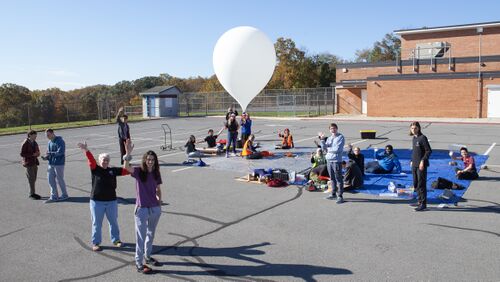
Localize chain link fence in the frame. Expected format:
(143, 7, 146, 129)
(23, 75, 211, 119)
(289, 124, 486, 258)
(15, 98, 125, 129)
(5, 87, 335, 129)
(179, 87, 335, 117)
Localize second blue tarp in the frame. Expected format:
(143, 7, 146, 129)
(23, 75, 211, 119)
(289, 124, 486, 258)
(353, 149, 488, 204)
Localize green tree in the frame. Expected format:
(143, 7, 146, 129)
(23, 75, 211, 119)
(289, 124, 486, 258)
(200, 75, 224, 92)
(269, 37, 310, 88)
(133, 76, 164, 92)
(354, 33, 401, 63)
(30, 90, 56, 124)
(354, 48, 371, 63)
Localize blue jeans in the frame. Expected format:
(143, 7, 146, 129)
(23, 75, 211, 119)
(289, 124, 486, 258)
(135, 206, 161, 266)
(327, 161, 344, 197)
(90, 200, 120, 245)
(226, 131, 238, 154)
(47, 165, 68, 200)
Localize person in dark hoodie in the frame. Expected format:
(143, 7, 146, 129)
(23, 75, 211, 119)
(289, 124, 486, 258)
(342, 160, 363, 190)
(44, 128, 69, 203)
(410, 121, 432, 212)
(20, 130, 41, 200)
(347, 144, 365, 175)
(116, 107, 131, 164)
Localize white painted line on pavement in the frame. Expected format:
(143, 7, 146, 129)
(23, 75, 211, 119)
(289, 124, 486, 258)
(484, 143, 496, 155)
(351, 139, 368, 145)
(172, 167, 193, 173)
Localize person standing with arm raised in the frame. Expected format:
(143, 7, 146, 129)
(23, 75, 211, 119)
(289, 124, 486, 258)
(319, 123, 345, 204)
(122, 140, 163, 274)
(116, 107, 130, 165)
(410, 122, 432, 212)
(77, 141, 129, 252)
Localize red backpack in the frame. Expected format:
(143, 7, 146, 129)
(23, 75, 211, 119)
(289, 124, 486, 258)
(267, 179, 288, 188)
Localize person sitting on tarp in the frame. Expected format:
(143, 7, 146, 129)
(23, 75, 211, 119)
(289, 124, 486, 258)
(185, 135, 206, 159)
(306, 148, 327, 189)
(199, 128, 225, 153)
(242, 134, 262, 159)
(348, 144, 365, 175)
(342, 160, 363, 190)
(311, 148, 327, 168)
(365, 145, 402, 174)
(450, 147, 479, 180)
(275, 128, 294, 149)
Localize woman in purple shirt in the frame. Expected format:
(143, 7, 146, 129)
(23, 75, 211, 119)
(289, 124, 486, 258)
(123, 140, 162, 274)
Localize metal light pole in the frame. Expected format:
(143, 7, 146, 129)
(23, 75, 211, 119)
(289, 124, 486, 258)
(477, 27, 483, 118)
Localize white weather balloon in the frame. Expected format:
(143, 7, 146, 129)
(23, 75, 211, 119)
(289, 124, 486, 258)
(213, 26, 276, 112)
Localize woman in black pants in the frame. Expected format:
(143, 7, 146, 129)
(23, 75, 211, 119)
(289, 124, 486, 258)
(410, 122, 432, 211)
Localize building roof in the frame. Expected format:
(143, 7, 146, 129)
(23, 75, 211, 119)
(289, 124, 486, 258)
(335, 80, 367, 89)
(394, 21, 500, 35)
(139, 85, 180, 95)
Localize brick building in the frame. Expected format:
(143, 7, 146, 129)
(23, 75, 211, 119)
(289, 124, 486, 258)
(335, 21, 500, 118)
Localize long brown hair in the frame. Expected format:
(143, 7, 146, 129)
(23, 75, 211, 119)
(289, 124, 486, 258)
(139, 150, 161, 183)
(409, 121, 422, 136)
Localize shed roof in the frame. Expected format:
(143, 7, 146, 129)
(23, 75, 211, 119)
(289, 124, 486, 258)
(139, 85, 181, 96)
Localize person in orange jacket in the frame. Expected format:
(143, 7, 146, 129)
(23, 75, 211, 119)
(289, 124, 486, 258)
(275, 128, 294, 149)
(242, 134, 262, 159)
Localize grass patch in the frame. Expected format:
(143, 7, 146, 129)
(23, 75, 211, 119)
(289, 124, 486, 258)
(0, 115, 144, 136)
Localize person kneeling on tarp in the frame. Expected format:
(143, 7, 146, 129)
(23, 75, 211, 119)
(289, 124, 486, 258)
(342, 160, 363, 190)
(365, 145, 402, 174)
(450, 147, 479, 180)
(275, 128, 294, 149)
(242, 134, 262, 159)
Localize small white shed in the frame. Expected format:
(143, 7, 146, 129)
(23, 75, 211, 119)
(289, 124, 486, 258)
(139, 86, 181, 118)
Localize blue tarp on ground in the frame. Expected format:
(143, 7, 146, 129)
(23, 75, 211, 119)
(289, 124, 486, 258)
(353, 149, 488, 204)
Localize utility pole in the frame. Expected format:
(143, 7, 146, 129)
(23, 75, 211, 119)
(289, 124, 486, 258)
(477, 27, 483, 118)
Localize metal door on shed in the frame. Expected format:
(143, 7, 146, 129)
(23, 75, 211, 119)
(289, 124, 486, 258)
(163, 97, 178, 116)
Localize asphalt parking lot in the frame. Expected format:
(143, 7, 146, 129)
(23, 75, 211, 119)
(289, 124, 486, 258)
(1, 116, 499, 281)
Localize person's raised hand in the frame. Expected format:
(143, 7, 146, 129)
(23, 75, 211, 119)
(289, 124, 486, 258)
(77, 141, 88, 151)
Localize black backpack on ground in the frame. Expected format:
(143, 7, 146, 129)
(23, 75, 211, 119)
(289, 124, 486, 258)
(431, 177, 465, 190)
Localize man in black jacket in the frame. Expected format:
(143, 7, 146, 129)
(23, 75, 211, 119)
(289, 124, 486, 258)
(410, 122, 432, 211)
(116, 107, 130, 164)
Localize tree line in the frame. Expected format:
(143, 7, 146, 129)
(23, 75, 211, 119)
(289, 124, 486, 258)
(0, 34, 400, 128)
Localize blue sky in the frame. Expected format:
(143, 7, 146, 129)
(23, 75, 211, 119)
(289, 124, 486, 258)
(1, 0, 499, 90)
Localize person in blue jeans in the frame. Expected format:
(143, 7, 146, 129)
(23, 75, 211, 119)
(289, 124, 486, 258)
(225, 113, 240, 157)
(240, 112, 252, 144)
(319, 123, 345, 204)
(123, 140, 163, 274)
(78, 141, 130, 251)
(44, 128, 69, 203)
